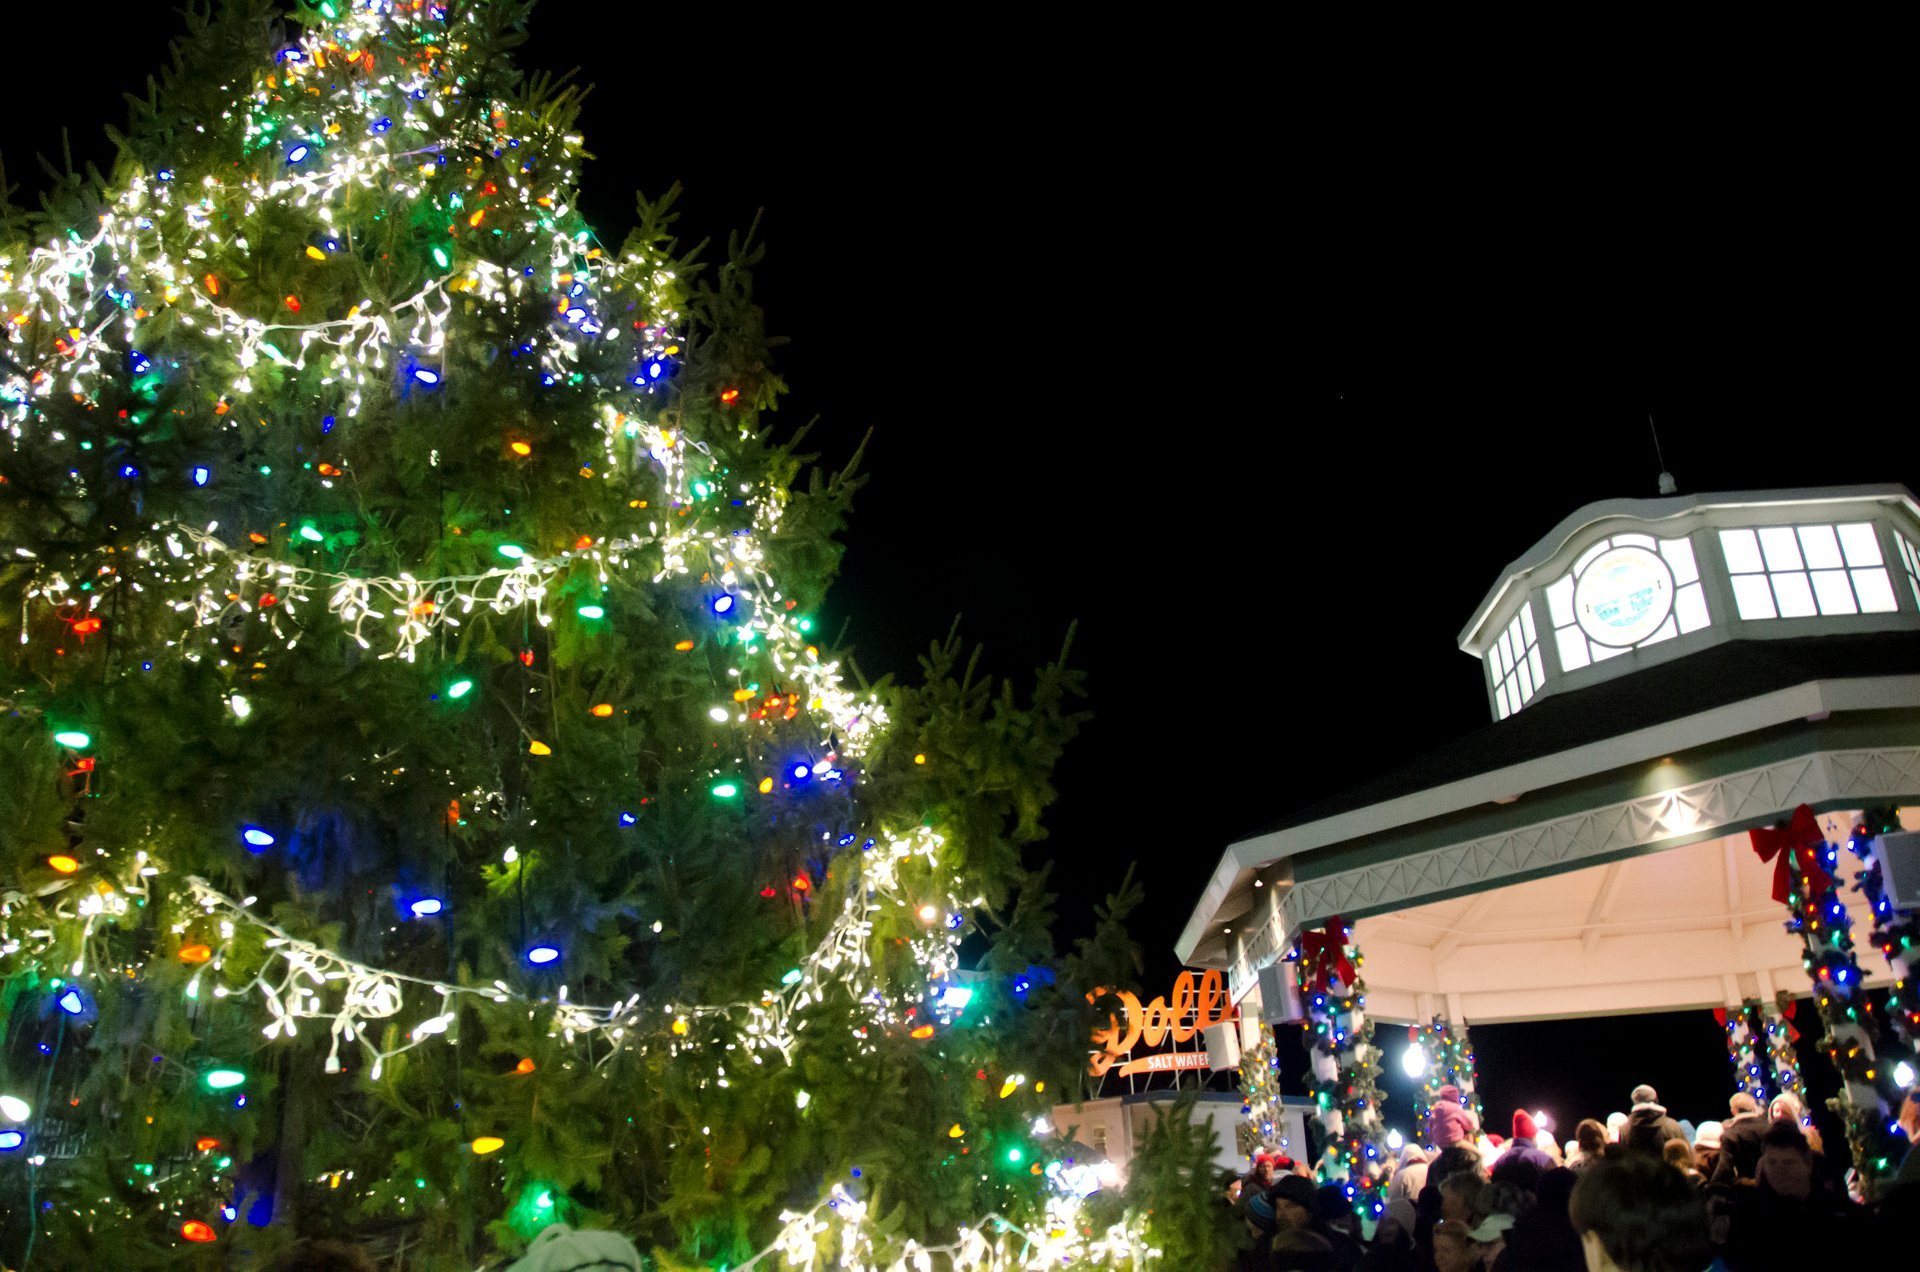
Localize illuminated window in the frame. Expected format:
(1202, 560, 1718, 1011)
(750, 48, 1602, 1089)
(1896, 530, 1920, 610)
(1718, 523, 1897, 621)
(1488, 600, 1544, 720)
(1544, 535, 1709, 677)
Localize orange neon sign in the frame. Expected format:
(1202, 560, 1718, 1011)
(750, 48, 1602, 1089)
(1088, 969, 1232, 1077)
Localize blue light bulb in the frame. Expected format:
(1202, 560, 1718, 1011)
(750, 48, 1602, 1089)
(711, 595, 735, 615)
(287, 144, 309, 164)
(57, 989, 86, 1015)
(527, 945, 560, 966)
(242, 827, 275, 849)
(191, 466, 211, 487)
(410, 898, 444, 917)
(789, 763, 811, 782)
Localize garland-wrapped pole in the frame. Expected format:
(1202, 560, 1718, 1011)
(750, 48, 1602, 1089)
(1297, 916, 1389, 1221)
(1767, 993, 1806, 1111)
(1409, 1016, 1481, 1136)
(1238, 1022, 1285, 1160)
(1752, 805, 1896, 1197)
(1717, 998, 1770, 1104)
(1846, 808, 1920, 1052)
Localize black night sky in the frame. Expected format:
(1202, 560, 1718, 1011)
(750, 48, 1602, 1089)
(6, 3, 1911, 1153)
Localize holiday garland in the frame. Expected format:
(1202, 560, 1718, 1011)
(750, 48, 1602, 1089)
(1716, 998, 1770, 1104)
(1297, 918, 1388, 1219)
(1408, 1015, 1481, 1136)
(1767, 992, 1806, 1111)
(1753, 806, 1896, 1194)
(1847, 807, 1920, 1051)
(1237, 1022, 1284, 1160)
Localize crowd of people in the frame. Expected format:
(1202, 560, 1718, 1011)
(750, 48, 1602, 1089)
(1229, 1080, 1920, 1271)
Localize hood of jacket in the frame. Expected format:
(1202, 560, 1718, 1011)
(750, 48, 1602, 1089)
(1628, 1101, 1668, 1125)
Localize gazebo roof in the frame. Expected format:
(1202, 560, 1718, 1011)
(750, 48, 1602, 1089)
(1261, 631, 1920, 840)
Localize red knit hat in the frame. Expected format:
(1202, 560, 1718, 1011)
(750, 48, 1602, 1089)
(1512, 1110, 1539, 1142)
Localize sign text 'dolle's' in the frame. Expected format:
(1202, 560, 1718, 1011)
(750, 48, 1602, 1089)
(1088, 970, 1231, 1077)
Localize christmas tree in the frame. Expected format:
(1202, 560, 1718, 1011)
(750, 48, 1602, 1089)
(0, 3, 1206, 1265)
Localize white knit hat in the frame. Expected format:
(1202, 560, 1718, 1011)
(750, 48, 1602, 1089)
(507, 1223, 644, 1272)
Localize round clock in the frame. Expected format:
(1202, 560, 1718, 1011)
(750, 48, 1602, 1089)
(1574, 545, 1674, 647)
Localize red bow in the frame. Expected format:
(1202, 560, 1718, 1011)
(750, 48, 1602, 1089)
(1712, 1007, 1728, 1028)
(1749, 804, 1833, 905)
(1780, 999, 1801, 1042)
(1300, 916, 1357, 993)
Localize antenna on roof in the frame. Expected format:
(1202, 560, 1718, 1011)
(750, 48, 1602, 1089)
(1649, 413, 1677, 495)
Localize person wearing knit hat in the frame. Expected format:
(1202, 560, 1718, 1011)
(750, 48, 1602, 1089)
(507, 1223, 643, 1272)
(1604, 1110, 1628, 1142)
(1691, 1120, 1724, 1177)
(1495, 1109, 1555, 1176)
(1712, 1091, 1766, 1183)
(1426, 1083, 1479, 1149)
(1623, 1084, 1685, 1157)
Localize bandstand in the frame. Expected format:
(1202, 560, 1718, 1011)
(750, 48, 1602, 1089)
(1179, 483, 1920, 1207)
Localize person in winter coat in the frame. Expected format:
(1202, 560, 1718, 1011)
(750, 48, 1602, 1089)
(1568, 1119, 1607, 1171)
(1426, 1085, 1479, 1149)
(1621, 1084, 1685, 1157)
(1491, 1166, 1585, 1272)
(1689, 1121, 1722, 1179)
(1711, 1092, 1766, 1183)
(1497, 1111, 1555, 1175)
(1386, 1143, 1430, 1207)
(1262, 1174, 1340, 1271)
(1754, 1117, 1815, 1201)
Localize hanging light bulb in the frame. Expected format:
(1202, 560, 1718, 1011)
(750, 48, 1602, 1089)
(57, 989, 87, 1016)
(1400, 1046, 1428, 1079)
(0, 1096, 31, 1122)
(410, 898, 445, 917)
(242, 827, 276, 849)
(711, 594, 735, 615)
(526, 945, 560, 966)
(52, 730, 91, 749)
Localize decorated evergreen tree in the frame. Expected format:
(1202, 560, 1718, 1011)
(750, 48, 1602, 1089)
(0, 3, 1180, 1265)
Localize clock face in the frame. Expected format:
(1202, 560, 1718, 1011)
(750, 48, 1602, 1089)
(1574, 546, 1674, 647)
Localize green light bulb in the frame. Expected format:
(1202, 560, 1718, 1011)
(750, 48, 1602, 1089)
(711, 781, 740, 799)
(53, 730, 91, 749)
(577, 605, 605, 619)
(298, 524, 324, 543)
(447, 680, 474, 700)
(431, 245, 451, 270)
(204, 1069, 246, 1091)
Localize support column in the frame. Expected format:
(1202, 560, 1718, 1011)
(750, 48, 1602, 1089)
(1237, 1020, 1283, 1160)
(1409, 1015, 1482, 1140)
(1718, 998, 1769, 1104)
(1765, 992, 1806, 1111)
(1751, 805, 1896, 1196)
(1297, 917, 1388, 1222)
(1846, 810, 1920, 1050)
